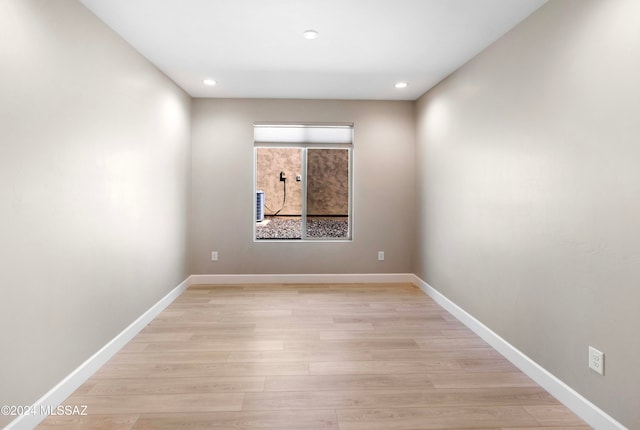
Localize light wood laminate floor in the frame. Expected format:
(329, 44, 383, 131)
(37, 283, 590, 430)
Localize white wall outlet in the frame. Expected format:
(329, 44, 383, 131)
(588, 346, 604, 375)
(378, 251, 385, 261)
(211, 251, 218, 262)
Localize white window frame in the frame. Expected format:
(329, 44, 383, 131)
(253, 123, 354, 242)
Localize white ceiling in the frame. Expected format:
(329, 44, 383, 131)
(79, 0, 547, 100)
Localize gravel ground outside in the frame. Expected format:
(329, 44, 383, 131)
(256, 217, 348, 240)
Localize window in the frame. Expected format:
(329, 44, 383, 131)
(254, 123, 353, 241)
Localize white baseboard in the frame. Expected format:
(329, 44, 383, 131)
(411, 275, 627, 430)
(189, 273, 415, 285)
(4, 276, 192, 430)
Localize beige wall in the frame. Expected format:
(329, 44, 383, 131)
(0, 1, 191, 426)
(415, 0, 640, 427)
(191, 98, 415, 273)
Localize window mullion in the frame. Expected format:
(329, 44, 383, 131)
(301, 148, 308, 240)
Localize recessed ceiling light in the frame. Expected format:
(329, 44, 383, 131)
(203, 79, 216, 86)
(303, 30, 319, 40)
(395, 82, 408, 89)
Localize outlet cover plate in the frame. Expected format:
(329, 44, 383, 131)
(588, 346, 604, 375)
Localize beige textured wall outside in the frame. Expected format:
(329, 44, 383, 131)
(415, 0, 640, 427)
(191, 98, 415, 274)
(0, 1, 191, 426)
(256, 148, 302, 215)
(307, 149, 349, 216)
(256, 148, 349, 216)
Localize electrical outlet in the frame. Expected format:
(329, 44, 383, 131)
(211, 251, 218, 262)
(588, 346, 604, 375)
(378, 251, 384, 261)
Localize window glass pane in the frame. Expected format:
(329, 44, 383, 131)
(306, 148, 350, 239)
(255, 147, 303, 240)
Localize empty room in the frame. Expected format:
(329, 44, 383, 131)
(1, 0, 638, 429)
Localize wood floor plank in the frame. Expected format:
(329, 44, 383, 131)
(255, 322, 374, 331)
(264, 374, 436, 391)
(143, 323, 256, 332)
(92, 362, 309, 379)
(503, 427, 592, 430)
(37, 414, 138, 430)
(35, 283, 588, 430)
(332, 315, 448, 324)
(69, 393, 244, 414)
(227, 350, 378, 363)
(336, 406, 540, 429)
(285, 339, 419, 351)
(129, 333, 192, 343)
(106, 351, 229, 364)
(428, 372, 538, 389)
(319, 329, 455, 340)
(309, 358, 515, 375)
(370, 320, 467, 330)
(142, 328, 318, 341)
(243, 387, 557, 410)
(131, 410, 338, 430)
(116, 343, 148, 353)
(524, 405, 590, 426)
(179, 314, 334, 324)
(415, 337, 491, 349)
(86, 376, 265, 395)
(369, 347, 502, 361)
(66, 381, 98, 396)
(202, 309, 294, 318)
(438, 328, 482, 338)
(141, 339, 284, 352)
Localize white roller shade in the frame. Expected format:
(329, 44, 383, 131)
(254, 124, 353, 145)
